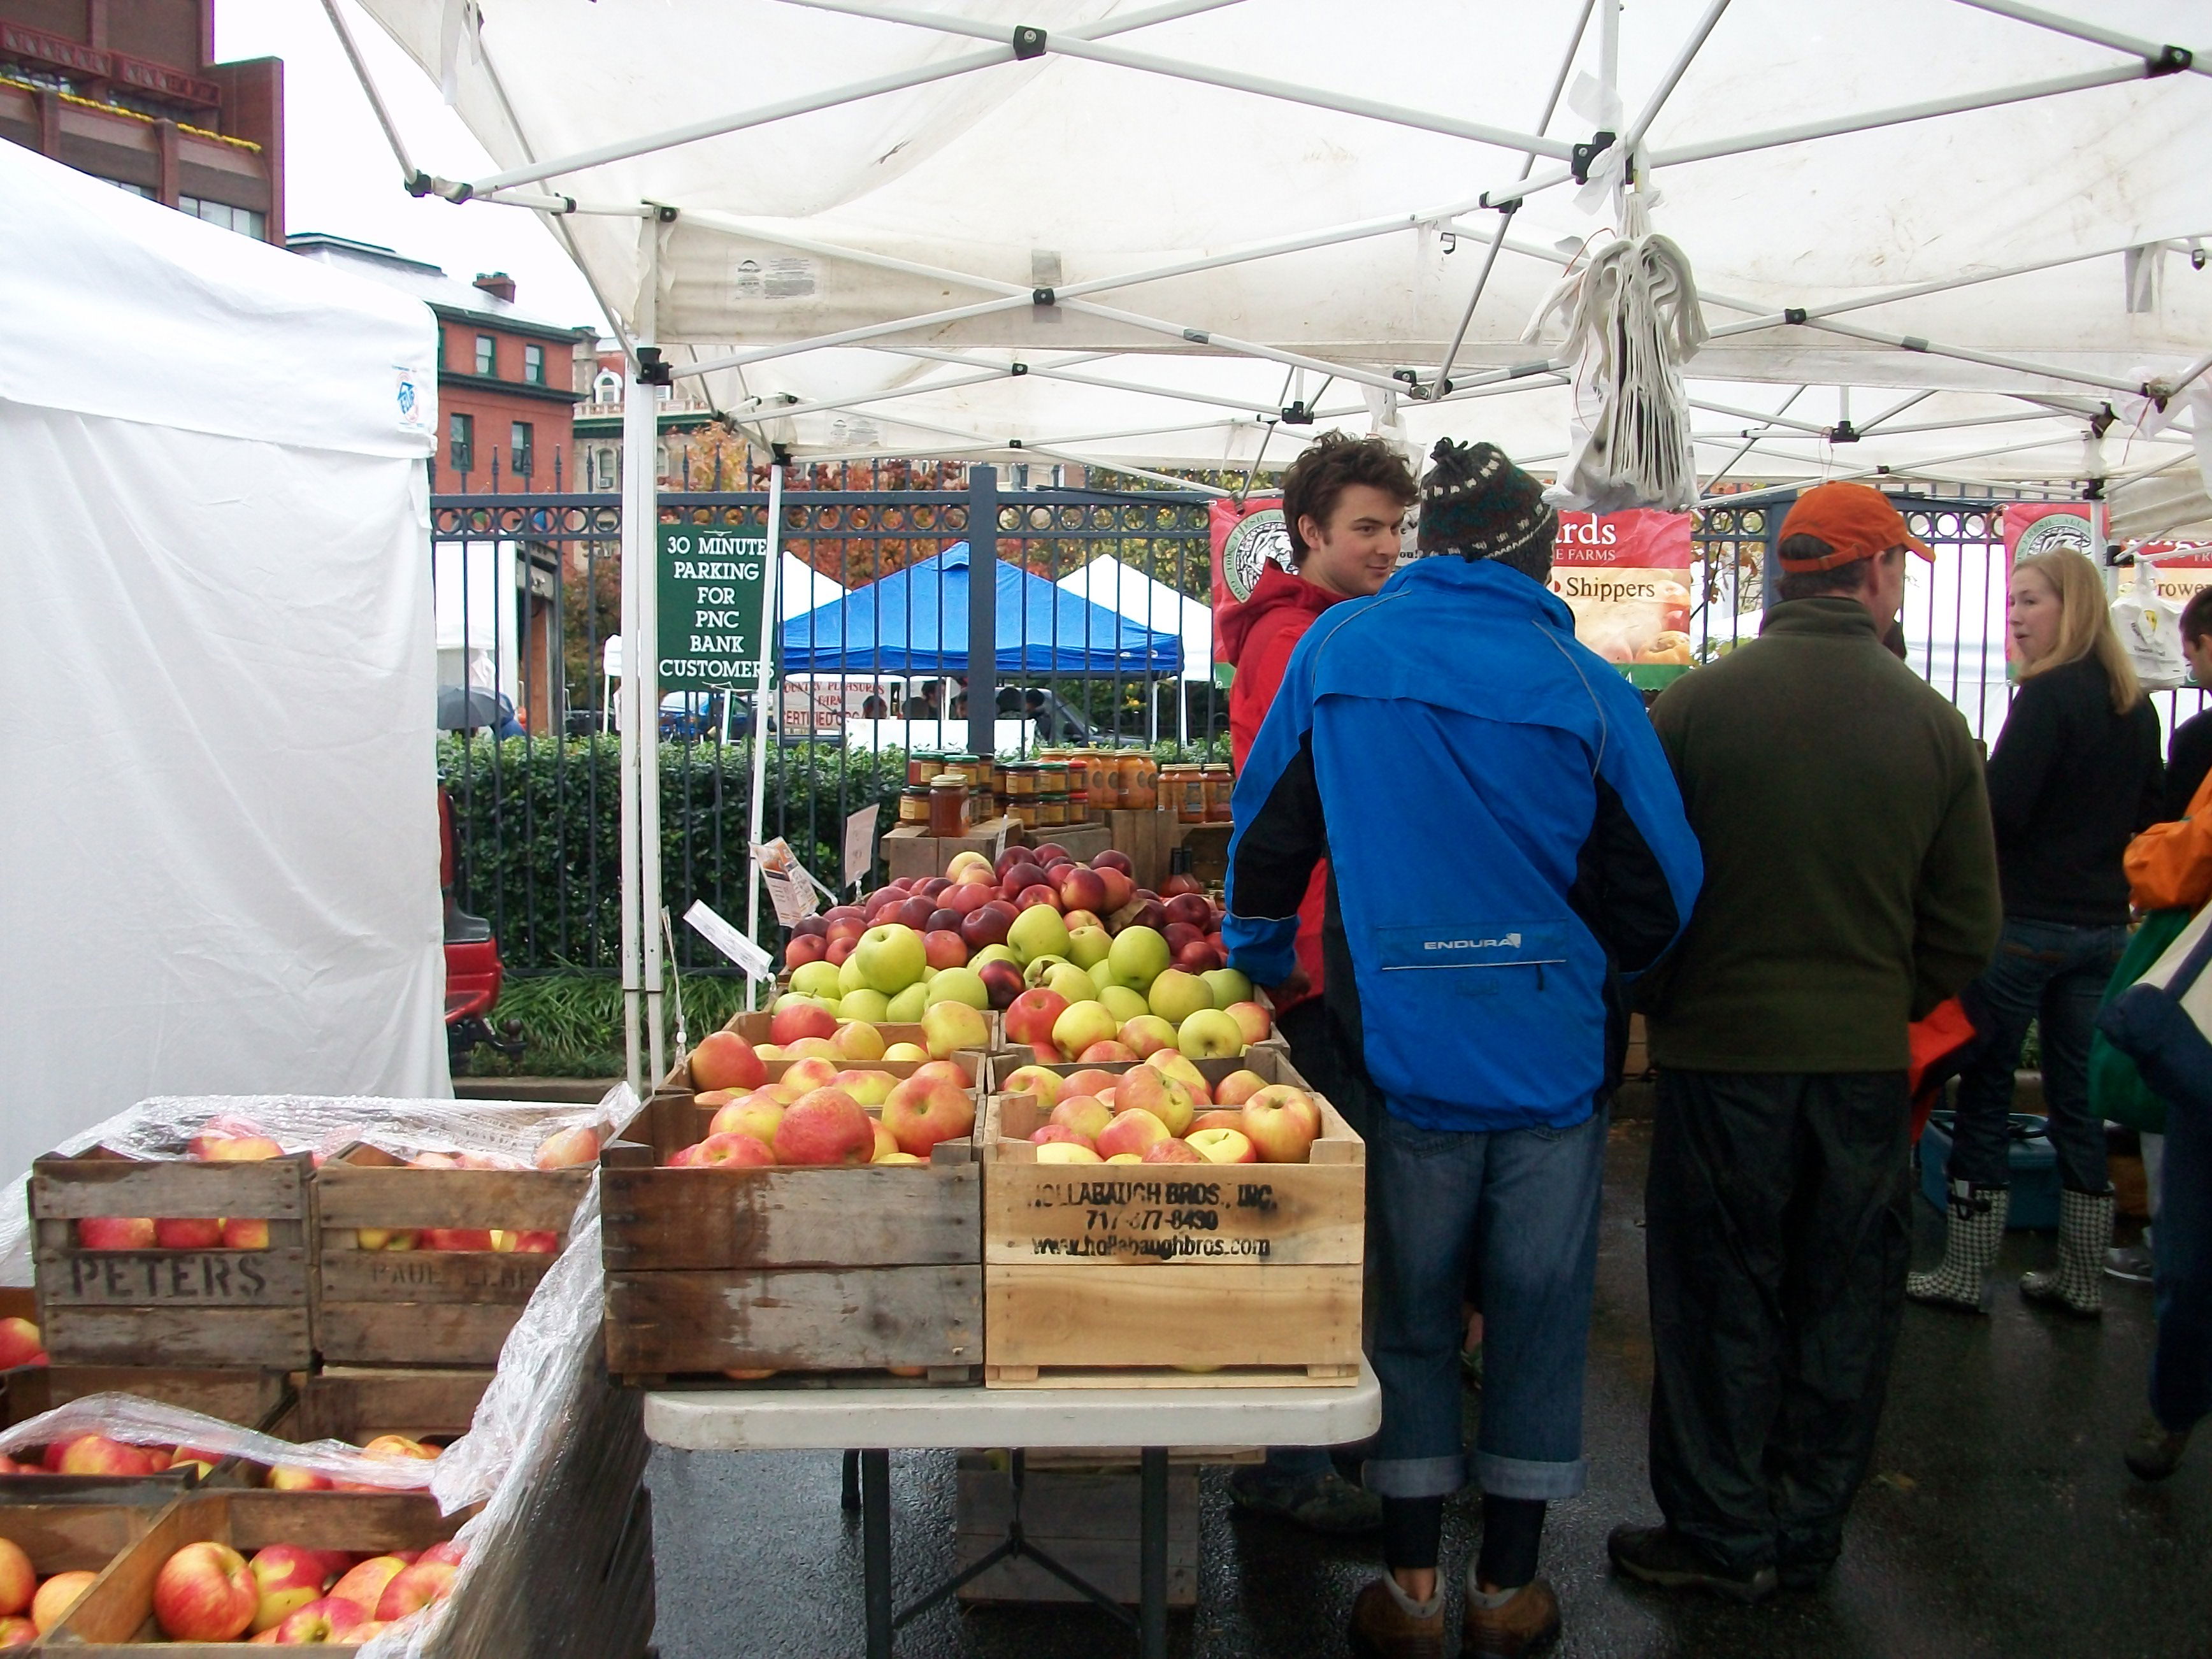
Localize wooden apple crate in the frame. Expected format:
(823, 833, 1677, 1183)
(600, 1093, 982, 1384)
(269, 1367, 492, 1448)
(955, 1451, 1197, 1607)
(313, 1138, 592, 1367)
(0, 1361, 292, 1500)
(979, 1047, 1363, 1387)
(663, 1016, 997, 1092)
(0, 1498, 169, 1625)
(44, 1488, 461, 1654)
(30, 1148, 316, 1370)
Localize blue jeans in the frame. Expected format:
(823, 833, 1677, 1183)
(2153, 1093, 2212, 1435)
(1948, 917, 2129, 1195)
(1365, 1105, 1607, 1502)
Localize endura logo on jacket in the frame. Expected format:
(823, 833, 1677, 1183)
(1426, 933, 1522, 951)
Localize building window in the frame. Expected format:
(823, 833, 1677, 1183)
(592, 370, 622, 406)
(510, 421, 535, 480)
(101, 178, 156, 198)
(177, 196, 266, 239)
(449, 412, 474, 477)
(591, 446, 620, 491)
(524, 343, 546, 385)
(475, 335, 496, 377)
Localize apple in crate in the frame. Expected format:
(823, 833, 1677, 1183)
(1079, 1040, 1137, 1063)
(266, 1464, 334, 1492)
(782, 1057, 840, 1092)
(1049, 1096, 1112, 1142)
(1226, 1002, 1272, 1046)
(153, 1217, 225, 1249)
(832, 1020, 887, 1063)
(0, 1318, 44, 1371)
(1030, 1124, 1096, 1153)
(769, 1002, 839, 1047)
(1117, 1015, 1177, 1059)
(328, 1557, 409, 1616)
(999, 1065, 1061, 1107)
(376, 1556, 459, 1621)
(1144, 968, 1214, 1026)
(0, 1538, 31, 1618)
(533, 1125, 602, 1170)
(154, 1540, 259, 1641)
(273, 1594, 369, 1644)
(1188, 1127, 1257, 1165)
(711, 1092, 786, 1144)
(1035, 1142, 1103, 1165)
(248, 1544, 331, 1634)
(833, 1069, 896, 1108)
(1003, 988, 1068, 1051)
(492, 1230, 560, 1253)
(774, 1089, 875, 1166)
(222, 1217, 270, 1249)
(1214, 1069, 1268, 1107)
(881, 1075, 974, 1158)
(76, 1216, 155, 1250)
(31, 1570, 97, 1635)
(1051, 1001, 1117, 1061)
(420, 1228, 495, 1253)
(919, 1000, 989, 1061)
(1241, 1092, 1318, 1164)
(1140, 1138, 1205, 1165)
(1177, 1008, 1246, 1060)
(59, 1435, 164, 1476)
(689, 1031, 767, 1093)
(1247, 1084, 1323, 1139)
(694, 1132, 777, 1170)
(189, 1131, 284, 1163)
(1095, 1109, 1171, 1161)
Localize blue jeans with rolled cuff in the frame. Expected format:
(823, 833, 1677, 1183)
(1364, 1104, 1607, 1504)
(1948, 916, 2129, 1195)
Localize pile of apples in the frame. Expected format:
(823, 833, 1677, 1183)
(74, 1127, 287, 1254)
(0, 1432, 222, 1481)
(348, 1126, 598, 1258)
(144, 1531, 464, 1644)
(262, 1433, 440, 1496)
(673, 1025, 977, 1168)
(1003, 1051, 1325, 1167)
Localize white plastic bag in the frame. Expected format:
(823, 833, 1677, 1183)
(2113, 557, 2189, 691)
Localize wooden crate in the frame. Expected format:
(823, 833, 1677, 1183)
(314, 1146, 591, 1367)
(663, 1019, 995, 1094)
(980, 1047, 1363, 1387)
(31, 1149, 315, 1370)
(600, 1094, 982, 1383)
(0, 1498, 169, 1626)
(47, 1489, 461, 1653)
(275, 1367, 492, 1447)
(955, 1453, 1196, 1606)
(0, 1363, 293, 1500)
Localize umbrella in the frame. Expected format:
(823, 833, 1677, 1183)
(437, 685, 513, 731)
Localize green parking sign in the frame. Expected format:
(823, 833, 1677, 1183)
(659, 523, 773, 689)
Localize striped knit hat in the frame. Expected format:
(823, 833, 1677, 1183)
(1416, 439, 1557, 572)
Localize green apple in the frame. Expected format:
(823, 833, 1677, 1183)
(1201, 966, 1254, 1010)
(886, 982, 928, 1023)
(838, 989, 891, 1024)
(1177, 1007, 1245, 1059)
(1107, 925, 1171, 991)
(1066, 926, 1113, 971)
(775, 990, 826, 1016)
(790, 960, 843, 1000)
(970, 944, 1021, 972)
(1044, 963, 1099, 1005)
(1098, 984, 1149, 1024)
(1007, 905, 1072, 966)
(1146, 968, 1214, 1026)
(853, 923, 926, 994)
(1052, 1000, 1120, 1059)
(924, 966, 990, 1009)
(837, 954, 870, 996)
(1023, 953, 1074, 989)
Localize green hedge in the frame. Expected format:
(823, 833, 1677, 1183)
(461, 970, 762, 1079)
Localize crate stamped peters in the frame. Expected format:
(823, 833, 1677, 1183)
(45, 1488, 462, 1654)
(31, 1149, 315, 1370)
(600, 1094, 982, 1385)
(314, 1141, 592, 1368)
(979, 1047, 1363, 1387)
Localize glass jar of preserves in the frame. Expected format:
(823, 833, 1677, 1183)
(1037, 791, 1068, 827)
(1162, 765, 1203, 823)
(1064, 789, 1088, 825)
(907, 752, 942, 787)
(928, 774, 968, 837)
(1114, 752, 1144, 810)
(1204, 765, 1234, 822)
(971, 775, 995, 825)
(1007, 763, 1037, 798)
(1010, 798, 1038, 829)
(898, 785, 930, 826)
(1037, 760, 1068, 799)
(1084, 750, 1114, 806)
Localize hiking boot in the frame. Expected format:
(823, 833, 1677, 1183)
(2103, 1243, 2155, 1284)
(1463, 1577, 1561, 1656)
(2125, 1418, 2192, 1482)
(1606, 1524, 1776, 1605)
(1347, 1577, 1445, 1659)
(1907, 1182, 2009, 1312)
(1229, 1463, 1382, 1535)
(2022, 1189, 2114, 1318)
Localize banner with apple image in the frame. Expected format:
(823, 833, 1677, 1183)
(1209, 498, 1293, 673)
(1546, 509, 1695, 672)
(2001, 502, 2211, 605)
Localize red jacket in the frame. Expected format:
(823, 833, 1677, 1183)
(1221, 564, 1340, 1010)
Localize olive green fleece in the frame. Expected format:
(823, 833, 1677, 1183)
(1638, 598, 2002, 1072)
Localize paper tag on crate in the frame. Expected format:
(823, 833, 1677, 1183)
(684, 901, 774, 980)
(843, 805, 879, 891)
(752, 838, 824, 926)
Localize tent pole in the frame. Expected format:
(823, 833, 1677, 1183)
(1948, 0, 2208, 79)
(1700, 386, 1807, 493)
(617, 362, 650, 1097)
(747, 464, 785, 1011)
(314, 0, 419, 184)
(966, 466, 999, 764)
(630, 226, 668, 1089)
(1697, 434, 2097, 506)
(1794, 317, 2152, 398)
(1620, 0, 1732, 154)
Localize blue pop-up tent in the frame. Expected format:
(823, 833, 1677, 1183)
(782, 543, 1181, 675)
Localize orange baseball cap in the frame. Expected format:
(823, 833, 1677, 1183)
(1776, 483, 1934, 571)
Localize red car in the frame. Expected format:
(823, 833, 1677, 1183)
(441, 789, 522, 1070)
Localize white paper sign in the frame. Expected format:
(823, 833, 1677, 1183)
(684, 900, 774, 980)
(752, 838, 823, 927)
(844, 805, 879, 891)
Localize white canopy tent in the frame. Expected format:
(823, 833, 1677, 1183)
(328, 0, 2212, 1084)
(0, 141, 448, 1177)
(1054, 552, 1218, 743)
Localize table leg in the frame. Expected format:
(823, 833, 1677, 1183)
(1139, 1447, 1167, 1659)
(842, 1448, 861, 1512)
(861, 1449, 892, 1659)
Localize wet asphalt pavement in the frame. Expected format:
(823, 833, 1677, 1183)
(643, 1121, 2211, 1658)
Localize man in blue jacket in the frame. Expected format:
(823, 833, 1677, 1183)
(1225, 440, 1702, 1658)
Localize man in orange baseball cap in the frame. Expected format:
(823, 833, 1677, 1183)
(1609, 480, 1999, 1604)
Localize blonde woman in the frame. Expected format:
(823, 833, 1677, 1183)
(1911, 547, 2165, 1315)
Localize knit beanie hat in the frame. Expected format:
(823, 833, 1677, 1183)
(1416, 439, 1558, 577)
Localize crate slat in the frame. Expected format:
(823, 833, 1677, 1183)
(605, 1264, 982, 1374)
(601, 1161, 980, 1271)
(315, 1164, 587, 1232)
(318, 1247, 556, 1305)
(314, 1302, 524, 1368)
(40, 1307, 312, 1371)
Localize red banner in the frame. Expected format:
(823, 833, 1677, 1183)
(1209, 498, 1292, 665)
(1547, 509, 1696, 664)
(2000, 501, 2211, 605)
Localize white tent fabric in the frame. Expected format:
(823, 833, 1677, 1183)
(782, 550, 847, 618)
(0, 143, 448, 1177)
(1056, 555, 1216, 683)
(352, 0, 2212, 485)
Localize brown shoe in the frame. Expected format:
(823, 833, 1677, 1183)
(1348, 1577, 1445, 1658)
(1464, 1577, 1562, 1656)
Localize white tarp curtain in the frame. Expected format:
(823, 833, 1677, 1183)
(1057, 555, 1217, 682)
(0, 143, 449, 1179)
(354, 0, 2212, 484)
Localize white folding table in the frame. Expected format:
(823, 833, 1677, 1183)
(645, 1360, 1382, 1658)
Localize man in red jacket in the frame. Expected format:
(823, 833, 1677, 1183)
(1222, 431, 1416, 1535)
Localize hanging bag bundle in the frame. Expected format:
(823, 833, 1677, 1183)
(2111, 557, 2189, 691)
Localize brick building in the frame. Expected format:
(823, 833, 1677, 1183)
(0, 1, 282, 240)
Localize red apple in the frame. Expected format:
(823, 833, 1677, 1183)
(1049, 1096, 1112, 1142)
(76, 1216, 155, 1250)
(1214, 1068, 1268, 1107)
(893, 896, 936, 931)
(1060, 1068, 1123, 1100)
(689, 1032, 768, 1093)
(1163, 921, 1205, 954)
(1163, 891, 1214, 929)
(417, 1228, 494, 1252)
(958, 906, 1012, 950)
(769, 1003, 840, 1047)
(1093, 849, 1133, 875)
(1161, 873, 1204, 898)
(1004, 988, 1071, 1049)
(1030, 844, 1072, 866)
(374, 1560, 457, 1622)
(825, 935, 858, 965)
(1058, 866, 1108, 914)
(1189, 1108, 1246, 1136)
(1248, 1084, 1323, 1139)
(1140, 1137, 1205, 1164)
(784, 932, 828, 969)
(782, 1056, 841, 1091)
(1226, 1002, 1272, 1045)
(0, 1614, 35, 1646)
(327, 1558, 408, 1616)
(1031, 1124, 1097, 1152)
(793, 915, 831, 938)
(694, 1131, 777, 1168)
(1096, 1110, 1172, 1160)
(773, 1088, 875, 1165)
(0, 1539, 29, 1619)
(1095, 867, 1135, 913)
(1241, 1093, 1318, 1164)
(248, 1544, 330, 1635)
(924, 930, 971, 971)
(1078, 1040, 1138, 1063)
(273, 1595, 368, 1644)
(0, 1319, 40, 1371)
(882, 1078, 975, 1157)
(154, 1217, 224, 1250)
(914, 1058, 976, 1090)
(940, 882, 991, 917)
(266, 1465, 335, 1492)
(154, 1540, 259, 1641)
(1016, 884, 1061, 912)
(59, 1435, 164, 1477)
(1000, 1065, 1062, 1106)
(1188, 1126, 1258, 1164)
(1175, 939, 1225, 974)
(188, 1132, 285, 1163)
(710, 1090, 786, 1144)
(1002, 861, 1049, 894)
(31, 1570, 97, 1635)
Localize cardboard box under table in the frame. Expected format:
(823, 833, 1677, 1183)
(980, 1048, 1364, 1386)
(600, 1093, 982, 1384)
(32, 1149, 315, 1370)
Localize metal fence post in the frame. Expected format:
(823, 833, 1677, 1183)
(967, 464, 999, 761)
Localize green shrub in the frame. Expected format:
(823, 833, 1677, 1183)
(461, 970, 764, 1079)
